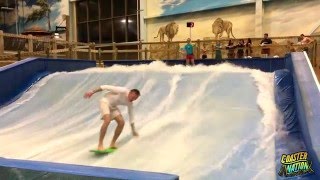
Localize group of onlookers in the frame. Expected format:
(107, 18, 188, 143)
(181, 33, 315, 65)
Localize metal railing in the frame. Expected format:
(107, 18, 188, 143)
(0, 30, 319, 68)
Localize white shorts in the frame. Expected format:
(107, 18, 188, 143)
(99, 99, 121, 120)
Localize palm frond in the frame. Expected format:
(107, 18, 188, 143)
(26, 9, 47, 23)
(35, 0, 49, 7)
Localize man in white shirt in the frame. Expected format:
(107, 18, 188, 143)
(84, 85, 140, 150)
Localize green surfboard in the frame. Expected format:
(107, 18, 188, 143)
(90, 147, 117, 155)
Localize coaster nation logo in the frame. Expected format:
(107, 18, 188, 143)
(278, 151, 314, 177)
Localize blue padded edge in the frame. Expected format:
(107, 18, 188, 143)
(0, 58, 96, 106)
(0, 158, 178, 180)
(284, 52, 320, 177)
(274, 69, 317, 179)
(0, 58, 46, 105)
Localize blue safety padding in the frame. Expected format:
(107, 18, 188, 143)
(274, 69, 299, 133)
(0, 58, 96, 107)
(0, 158, 178, 180)
(283, 53, 320, 177)
(44, 58, 97, 73)
(0, 70, 50, 108)
(0, 58, 46, 105)
(274, 69, 317, 179)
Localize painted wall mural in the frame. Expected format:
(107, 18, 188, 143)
(145, 0, 320, 42)
(212, 18, 235, 39)
(3, 0, 68, 34)
(146, 0, 255, 18)
(154, 22, 179, 42)
(263, 0, 320, 36)
(25, 0, 61, 31)
(146, 4, 256, 42)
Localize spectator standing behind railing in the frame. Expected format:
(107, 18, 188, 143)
(287, 40, 296, 52)
(226, 39, 235, 59)
(260, 33, 272, 57)
(298, 34, 314, 53)
(236, 39, 245, 58)
(184, 38, 195, 66)
(245, 38, 253, 57)
(298, 34, 314, 45)
(201, 43, 208, 59)
(215, 41, 222, 60)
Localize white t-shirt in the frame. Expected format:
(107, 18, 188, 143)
(100, 85, 134, 123)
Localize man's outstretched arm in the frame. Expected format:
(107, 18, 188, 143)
(83, 87, 103, 98)
(100, 85, 128, 93)
(84, 85, 127, 99)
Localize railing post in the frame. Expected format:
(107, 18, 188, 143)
(0, 30, 4, 55)
(17, 50, 21, 61)
(112, 42, 116, 60)
(167, 42, 170, 60)
(73, 43, 77, 59)
(67, 42, 72, 59)
(98, 48, 101, 66)
(28, 34, 33, 52)
(113, 47, 118, 60)
(211, 41, 215, 58)
(138, 41, 142, 60)
(46, 47, 50, 58)
(196, 39, 201, 59)
(52, 40, 57, 58)
(92, 42, 96, 61)
(97, 48, 103, 67)
(144, 47, 148, 60)
(312, 41, 317, 67)
(88, 42, 92, 60)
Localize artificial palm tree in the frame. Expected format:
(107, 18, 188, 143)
(26, 0, 61, 31)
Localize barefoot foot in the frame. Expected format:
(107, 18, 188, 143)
(98, 145, 104, 151)
(109, 142, 117, 149)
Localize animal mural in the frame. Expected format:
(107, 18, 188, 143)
(154, 22, 179, 42)
(212, 18, 235, 39)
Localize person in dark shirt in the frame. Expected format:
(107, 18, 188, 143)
(201, 43, 208, 59)
(236, 39, 245, 58)
(215, 41, 222, 60)
(260, 33, 272, 57)
(245, 38, 253, 57)
(226, 39, 235, 59)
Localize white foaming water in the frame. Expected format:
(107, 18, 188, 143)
(0, 61, 277, 179)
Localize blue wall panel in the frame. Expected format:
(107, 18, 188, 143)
(45, 59, 97, 73)
(0, 58, 96, 107)
(274, 69, 317, 179)
(0, 158, 179, 180)
(284, 53, 320, 177)
(0, 58, 46, 105)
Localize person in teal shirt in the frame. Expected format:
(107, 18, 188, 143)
(184, 38, 195, 66)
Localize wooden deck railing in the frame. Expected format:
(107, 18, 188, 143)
(0, 30, 319, 68)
